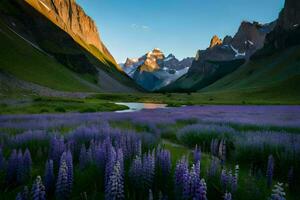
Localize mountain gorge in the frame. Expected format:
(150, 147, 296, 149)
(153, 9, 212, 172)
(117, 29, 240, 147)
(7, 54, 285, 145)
(121, 48, 193, 91)
(161, 20, 277, 92)
(0, 0, 141, 96)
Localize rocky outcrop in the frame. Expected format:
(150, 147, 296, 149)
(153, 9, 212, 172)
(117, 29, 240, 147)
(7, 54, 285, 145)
(209, 35, 222, 48)
(25, 0, 117, 65)
(122, 49, 193, 91)
(189, 21, 275, 75)
(262, 0, 300, 50)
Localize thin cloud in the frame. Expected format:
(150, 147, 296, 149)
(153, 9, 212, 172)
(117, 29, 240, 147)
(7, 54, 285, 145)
(131, 24, 150, 31)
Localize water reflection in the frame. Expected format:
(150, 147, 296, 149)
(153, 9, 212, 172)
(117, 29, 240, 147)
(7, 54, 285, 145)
(115, 102, 167, 113)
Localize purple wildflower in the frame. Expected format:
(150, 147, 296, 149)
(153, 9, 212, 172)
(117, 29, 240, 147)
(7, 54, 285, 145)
(267, 155, 274, 187)
(6, 149, 17, 184)
(31, 176, 46, 200)
(66, 150, 73, 194)
(142, 151, 155, 190)
(221, 169, 228, 190)
(174, 157, 188, 195)
(23, 149, 32, 180)
(16, 149, 24, 184)
(194, 145, 201, 164)
(270, 182, 286, 200)
(16, 186, 29, 200)
(44, 160, 55, 193)
(224, 192, 232, 200)
(105, 161, 124, 200)
(129, 156, 143, 190)
(55, 159, 69, 200)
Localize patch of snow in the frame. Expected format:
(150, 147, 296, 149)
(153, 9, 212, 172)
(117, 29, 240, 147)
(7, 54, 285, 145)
(164, 56, 174, 62)
(12, 22, 16, 27)
(248, 40, 254, 45)
(39, 0, 51, 11)
(293, 24, 299, 27)
(230, 45, 246, 57)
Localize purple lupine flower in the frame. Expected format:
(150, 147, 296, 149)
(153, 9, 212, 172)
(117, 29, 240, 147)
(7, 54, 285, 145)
(79, 144, 87, 169)
(210, 139, 219, 156)
(95, 144, 106, 170)
(224, 192, 232, 200)
(44, 160, 55, 193)
(55, 159, 69, 200)
(16, 186, 29, 200)
(143, 151, 155, 190)
(23, 149, 32, 180)
(174, 157, 188, 195)
(105, 161, 124, 200)
(208, 157, 219, 177)
(270, 182, 286, 200)
(196, 178, 207, 200)
(227, 170, 233, 190)
(116, 148, 124, 173)
(267, 155, 274, 187)
(218, 139, 226, 165)
(148, 189, 153, 200)
(66, 150, 73, 194)
(6, 149, 17, 184)
(231, 165, 239, 192)
(156, 149, 171, 178)
(221, 169, 228, 190)
(195, 160, 201, 178)
(182, 167, 190, 200)
(189, 164, 201, 198)
(16, 149, 24, 184)
(105, 145, 116, 187)
(129, 156, 143, 190)
(31, 176, 46, 200)
(194, 145, 201, 164)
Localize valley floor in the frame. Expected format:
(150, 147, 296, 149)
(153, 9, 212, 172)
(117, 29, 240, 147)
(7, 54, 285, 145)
(0, 105, 299, 199)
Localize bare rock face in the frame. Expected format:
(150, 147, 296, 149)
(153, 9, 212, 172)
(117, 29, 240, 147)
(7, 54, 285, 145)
(209, 35, 222, 48)
(140, 48, 165, 72)
(26, 0, 117, 64)
(277, 0, 300, 31)
(263, 0, 300, 49)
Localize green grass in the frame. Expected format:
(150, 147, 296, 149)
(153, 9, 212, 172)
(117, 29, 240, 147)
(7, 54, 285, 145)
(0, 97, 128, 114)
(201, 46, 300, 102)
(0, 19, 99, 93)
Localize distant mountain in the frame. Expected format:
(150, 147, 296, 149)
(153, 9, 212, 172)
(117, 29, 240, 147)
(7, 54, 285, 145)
(122, 48, 193, 91)
(0, 0, 141, 96)
(166, 0, 300, 103)
(161, 20, 276, 92)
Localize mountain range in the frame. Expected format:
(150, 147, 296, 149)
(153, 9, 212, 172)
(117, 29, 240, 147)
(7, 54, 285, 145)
(0, 0, 299, 103)
(121, 49, 193, 91)
(0, 0, 141, 97)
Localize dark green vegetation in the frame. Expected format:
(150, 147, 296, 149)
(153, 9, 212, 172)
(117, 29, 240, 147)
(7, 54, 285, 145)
(161, 59, 245, 92)
(201, 46, 300, 102)
(0, 97, 128, 114)
(0, 0, 140, 95)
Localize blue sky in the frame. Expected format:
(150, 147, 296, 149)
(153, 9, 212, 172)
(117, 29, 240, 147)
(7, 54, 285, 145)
(77, 0, 284, 63)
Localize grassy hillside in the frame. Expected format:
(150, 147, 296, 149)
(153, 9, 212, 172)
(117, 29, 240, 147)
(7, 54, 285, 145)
(200, 45, 300, 103)
(0, 0, 141, 96)
(0, 19, 98, 93)
(162, 59, 245, 92)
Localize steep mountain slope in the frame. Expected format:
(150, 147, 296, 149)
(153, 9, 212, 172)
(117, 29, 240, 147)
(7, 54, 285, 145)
(162, 21, 276, 92)
(25, 0, 119, 69)
(199, 0, 300, 102)
(122, 48, 193, 91)
(0, 0, 141, 95)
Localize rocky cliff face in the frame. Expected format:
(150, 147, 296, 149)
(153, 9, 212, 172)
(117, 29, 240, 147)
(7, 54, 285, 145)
(209, 35, 222, 48)
(122, 49, 193, 91)
(188, 21, 275, 75)
(262, 0, 300, 50)
(26, 0, 117, 65)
